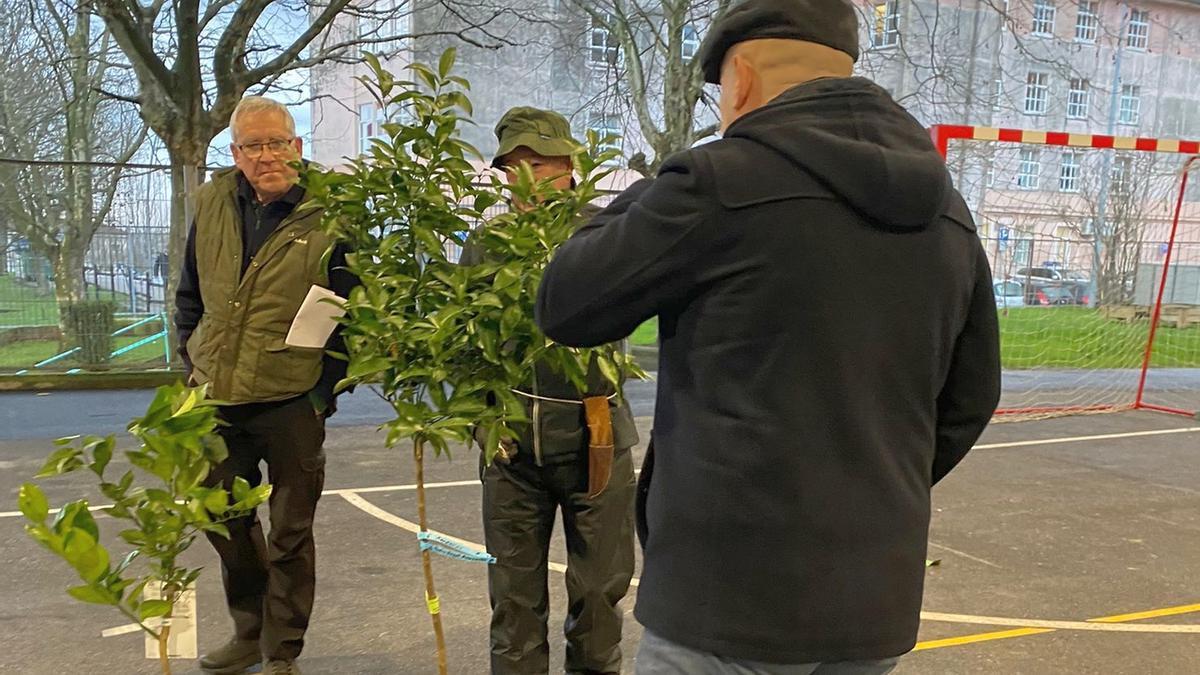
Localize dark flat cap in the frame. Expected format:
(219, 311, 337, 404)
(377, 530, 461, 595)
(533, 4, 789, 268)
(698, 0, 860, 84)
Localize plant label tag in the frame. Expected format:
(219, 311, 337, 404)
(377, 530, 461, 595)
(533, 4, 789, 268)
(144, 584, 198, 659)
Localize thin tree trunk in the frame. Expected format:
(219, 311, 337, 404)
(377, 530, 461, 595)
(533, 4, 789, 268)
(414, 438, 448, 675)
(165, 149, 203, 367)
(157, 615, 173, 675)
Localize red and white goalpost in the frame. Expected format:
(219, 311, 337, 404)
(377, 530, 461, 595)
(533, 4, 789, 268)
(930, 124, 1200, 420)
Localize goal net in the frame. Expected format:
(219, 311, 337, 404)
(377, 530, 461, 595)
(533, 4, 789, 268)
(933, 125, 1200, 421)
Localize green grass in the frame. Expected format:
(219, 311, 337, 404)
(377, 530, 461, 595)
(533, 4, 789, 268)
(0, 335, 171, 370)
(0, 274, 59, 326)
(0, 274, 136, 327)
(629, 308, 1200, 370)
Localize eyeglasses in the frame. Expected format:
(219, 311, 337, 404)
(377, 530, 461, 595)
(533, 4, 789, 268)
(236, 138, 295, 159)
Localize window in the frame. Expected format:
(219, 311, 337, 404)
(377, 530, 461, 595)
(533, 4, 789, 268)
(1024, 72, 1050, 115)
(1032, 0, 1056, 36)
(1075, 0, 1098, 42)
(1017, 148, 1041, 189)
(870, 0, 900, 48)
(681, 25, 701, 62)
(1119, 85, 1141, 125)
(986, 162, 996, 188)
(1059, 152, 1081, 192)
(993, 77, 1005, 112)
(1112, 156, 1133, 194)
(1127, 9, 1150, 50)
(358, 103, 378, 155)
(386, 0, 412, 40)
(1067, 78, 1089, 120)
(589, 16, 619, 68)
(587, 113, 623, 157)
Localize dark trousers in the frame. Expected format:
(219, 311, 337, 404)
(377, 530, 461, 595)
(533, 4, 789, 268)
(204, 396, 327, 661)
(482, 448, 636, 675)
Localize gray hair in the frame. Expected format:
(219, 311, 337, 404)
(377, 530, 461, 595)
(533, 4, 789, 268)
(230, 96, 296, 141)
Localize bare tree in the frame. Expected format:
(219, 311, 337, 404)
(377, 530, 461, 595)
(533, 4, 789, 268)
(547, 0, 730, 176)
(87, 0, 516, 317)
(0, 0, 146, 331)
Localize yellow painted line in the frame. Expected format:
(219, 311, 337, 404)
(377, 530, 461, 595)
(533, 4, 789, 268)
(917, 604, 1200, 652)
(914, 628, 1054, 651)
(1091, 603, 1200, 623)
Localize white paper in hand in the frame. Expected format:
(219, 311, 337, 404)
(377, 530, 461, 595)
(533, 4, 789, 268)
(286, 285, 348, 348)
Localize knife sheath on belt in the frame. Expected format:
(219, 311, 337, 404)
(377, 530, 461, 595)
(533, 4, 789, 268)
(584, 396, 615, 499)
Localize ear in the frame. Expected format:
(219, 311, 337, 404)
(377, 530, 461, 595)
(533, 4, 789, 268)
(733, 54, 755, 110)
(293, 137, 304, 157)
(230, 143, 240, 161)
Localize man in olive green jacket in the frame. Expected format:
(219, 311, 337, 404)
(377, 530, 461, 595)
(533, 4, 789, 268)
(462, 107, 638, 675)
(175, 96, 354, 675)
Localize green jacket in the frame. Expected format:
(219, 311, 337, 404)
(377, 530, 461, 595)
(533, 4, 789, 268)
(186, 168, 333, 403)
(461, 206, 639, 464)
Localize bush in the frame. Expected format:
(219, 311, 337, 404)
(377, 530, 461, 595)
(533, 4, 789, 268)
(63, 301, 116, 365)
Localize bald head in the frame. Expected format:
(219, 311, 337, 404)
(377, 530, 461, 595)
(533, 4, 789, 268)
(717, 38, 855, 133)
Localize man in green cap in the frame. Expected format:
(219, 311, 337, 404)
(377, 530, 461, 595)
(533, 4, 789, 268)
(461, 106, 639, 675)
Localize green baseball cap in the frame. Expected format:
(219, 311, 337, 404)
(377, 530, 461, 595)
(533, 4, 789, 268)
(492, 106, 582, 167)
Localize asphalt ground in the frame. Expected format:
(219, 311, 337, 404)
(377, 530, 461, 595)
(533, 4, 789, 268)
(1, 387, 1198, 674)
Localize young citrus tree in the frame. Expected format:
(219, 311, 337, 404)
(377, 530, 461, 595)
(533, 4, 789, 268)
(18, 383, 270, 675)
(301, 49, 642, 673)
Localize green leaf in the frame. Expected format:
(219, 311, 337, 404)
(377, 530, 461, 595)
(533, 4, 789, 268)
(89, 437, 115, 478)
(231, 477, 251, 503)
(67, 584, 115, 605)
(139, 599, 172, 621)
(438, 47, 457, 78)
(17, 483, 49, 523)
(203, 489, 229, 515)
(36, 446, 84, 478)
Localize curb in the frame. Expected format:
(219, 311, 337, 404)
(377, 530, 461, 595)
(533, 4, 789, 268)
(0, 370, 185, 392)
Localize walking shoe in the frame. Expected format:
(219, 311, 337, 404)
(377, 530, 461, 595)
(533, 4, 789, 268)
(198, 637, 261, 674)
(264, 660, 302, 675)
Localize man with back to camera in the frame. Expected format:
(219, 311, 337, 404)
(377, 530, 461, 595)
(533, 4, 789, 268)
(175, 96, 355, 675)
(535, 0, 1002, 673)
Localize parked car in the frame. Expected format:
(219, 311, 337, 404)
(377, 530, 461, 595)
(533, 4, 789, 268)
(1015, 267, 1091, 305)
(1019, 266, 1090, 284)
(994, 280, 1026, 308)
(1030, 285, 1077, 306)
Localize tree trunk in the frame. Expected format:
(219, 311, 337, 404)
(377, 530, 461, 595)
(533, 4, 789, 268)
(414, 438, 449, 675)
(157, 615, 173, 675)
(165, 147, 205, 367)
(52, 247, 84, 344)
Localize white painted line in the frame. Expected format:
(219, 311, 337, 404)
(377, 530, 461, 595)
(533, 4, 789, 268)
(324, 479, 480, 496)
(0, 479, 483, 519)
(927, 541, 1003, 569)
(4, 426, 1194, 520)
(919, 611, 1200, 634)
(975, 426, 1200, 450)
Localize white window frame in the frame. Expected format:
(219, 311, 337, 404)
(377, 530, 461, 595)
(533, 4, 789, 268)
(1112, 156, 1133, 194)
(588, 16, 620, 69)
(1119, 84, 1141, 125)
(993, 77, 1005, 112)
(358, 103, 377, 155)
(1032, 0, 1056, 36)
(1075, 0, 1098, 42)
(1024, 72, 1050, 115)
(1059, 152, 1081, 192)
(1017, 148, 1041, 190)
(681, 24, 701, 62)
(1067, 78, 1089, 120)
(870, 0, 901, 48)
(1126, 9, 1150, 50)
